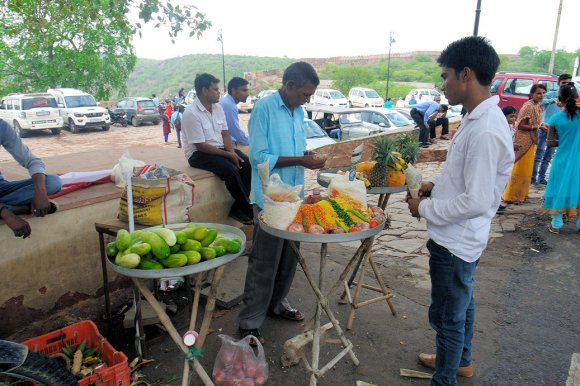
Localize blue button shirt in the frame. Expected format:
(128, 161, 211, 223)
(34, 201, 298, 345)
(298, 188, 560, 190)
(541, 90, 560, 123)
(0, 120, 45, 181)
(249, 91, 306, 208)
(220, 94, 249, 146)
(414, 101, 440, 124)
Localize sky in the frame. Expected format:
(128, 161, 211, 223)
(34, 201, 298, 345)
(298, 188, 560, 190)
(132, 0, 580, 62)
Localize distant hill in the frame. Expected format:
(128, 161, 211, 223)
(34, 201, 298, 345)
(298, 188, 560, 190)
(125, 54, 296, 99)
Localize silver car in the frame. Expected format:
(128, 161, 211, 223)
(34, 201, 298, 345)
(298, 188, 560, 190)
(359, 108, 415, 131)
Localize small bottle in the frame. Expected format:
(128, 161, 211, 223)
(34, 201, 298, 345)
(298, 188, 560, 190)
(312, 188, 321, 204)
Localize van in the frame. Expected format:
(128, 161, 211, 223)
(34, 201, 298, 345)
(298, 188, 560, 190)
(490, 72, 560, 111)
(0, 93, 63, 137)
(311, 89, 348, 107)
(348, 87, 384, 108)
(47, 88, 111, 133)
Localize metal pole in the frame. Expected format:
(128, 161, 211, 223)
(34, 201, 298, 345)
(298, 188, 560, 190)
(218, 29, 226, 93)
(473, 0, 482, 36)
(386, 32, 394, 99)
(548, 0, 564, 74)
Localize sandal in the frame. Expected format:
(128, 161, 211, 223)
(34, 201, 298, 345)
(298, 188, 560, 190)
(239, 328, 265, 346)
(268, 308, 305, 322)
(547, 226, 560, 234)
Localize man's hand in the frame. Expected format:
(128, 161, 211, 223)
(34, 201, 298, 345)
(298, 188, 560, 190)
(31, 192, 51, 217)
(539, 123, 549, 132)
(1, 208, 32, 238)
(407, 198, 422, 218)
(228, 150, 244, 169)
(301, 154, 327, 170)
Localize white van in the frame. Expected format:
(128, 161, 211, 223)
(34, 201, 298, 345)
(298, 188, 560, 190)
(0, 93, 63, 137)
(311, 89, 348, 107)
(348, 87, 384, 108)
(47, 88, 111, 133)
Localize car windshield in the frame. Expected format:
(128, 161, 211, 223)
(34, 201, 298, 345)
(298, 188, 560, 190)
(430, 90, 441, 96)
(386, 112, 412, 127)
(304, 120, 327, 138)
(64, 95, 97, 108)
(137, 100, 155, 108)
(364, 90, 380, 98)
(339, 112, 362, 124)
(329, 91, 345, 99)
(22, 97, 58, 110)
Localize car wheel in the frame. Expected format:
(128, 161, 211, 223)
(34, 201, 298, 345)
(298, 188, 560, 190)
(365, 104, 369, 107)
(13, 121, 27, 137)
(51, 128, 61, 135)
(69, 118, 79, 133)
(132, 116, 139, 126)
(102, 125, 110, 131)
(348, 101, 352, 108)
(153, 119, 160, 125)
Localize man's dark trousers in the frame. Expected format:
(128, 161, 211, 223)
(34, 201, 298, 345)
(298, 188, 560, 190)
(428, 117, 449, 139)
(410, 108, 429, 145)
(188, 149, 252, 216)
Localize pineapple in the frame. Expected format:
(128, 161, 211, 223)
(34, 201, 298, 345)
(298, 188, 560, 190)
(370, 136, 397, 187)
(396, 134, 421, 166)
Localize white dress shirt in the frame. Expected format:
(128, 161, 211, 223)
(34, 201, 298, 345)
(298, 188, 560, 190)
(181, 98, 228, 159)
(418, 96, 515, 262)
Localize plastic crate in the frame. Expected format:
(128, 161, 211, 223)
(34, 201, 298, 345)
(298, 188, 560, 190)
(22, 320, 131, 386)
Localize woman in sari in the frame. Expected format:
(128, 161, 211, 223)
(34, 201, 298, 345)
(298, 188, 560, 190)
(502, 84, 547, 204)
(544, 84, 580, 234)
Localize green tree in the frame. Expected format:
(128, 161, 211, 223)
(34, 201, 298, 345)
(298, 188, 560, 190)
(325, 65, 373, 95)
(0, 0, 211, 99)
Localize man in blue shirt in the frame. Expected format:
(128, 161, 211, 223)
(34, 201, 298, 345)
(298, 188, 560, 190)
(238, 62, 326, 345)
(151, 94, 160, 107)
(219, 77, 250, 154)
(531, 73, 572, 185)
(0, 120, 62, 238)
(410, 96, 442, 147)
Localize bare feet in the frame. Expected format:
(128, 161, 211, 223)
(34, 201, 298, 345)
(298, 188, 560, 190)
(1, 208, 31, 238)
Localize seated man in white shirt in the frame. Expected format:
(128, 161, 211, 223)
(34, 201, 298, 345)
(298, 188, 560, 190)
(406, 36, 514, 385)
(181, 73, 253, 225)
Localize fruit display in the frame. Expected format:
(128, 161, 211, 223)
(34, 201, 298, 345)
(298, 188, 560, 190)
(289, 193, 386, 234)
(107, 225, 243, 270)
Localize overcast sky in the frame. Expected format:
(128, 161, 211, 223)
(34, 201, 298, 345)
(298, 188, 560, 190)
(132, 0, 580, 62)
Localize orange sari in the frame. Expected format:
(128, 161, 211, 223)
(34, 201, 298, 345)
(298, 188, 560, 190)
(502, 100, 542, 203)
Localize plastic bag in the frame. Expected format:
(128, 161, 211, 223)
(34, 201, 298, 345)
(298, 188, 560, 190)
(212, 334, 268, 386)
(327, 173, 367, 207)
(262, 174, 303, 230)
(111, 151, 146, 188)
(404, 164, 422, 199)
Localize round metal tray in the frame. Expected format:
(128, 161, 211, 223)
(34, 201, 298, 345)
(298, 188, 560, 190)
(106, 223, 246, 279)
(317, 167, 407, 195)
(258, 212, 384, 243)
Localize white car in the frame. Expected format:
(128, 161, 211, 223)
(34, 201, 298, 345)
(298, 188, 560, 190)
(255, 90, 276, 100)
(185, 89, 197, 105)
(0, 93, 63, 137)
(311, 89, 348, 107)
(47, 88, 110, 133)
(359, 108, 416, 132)
(348, 87, 384, 108)
(304, 118, 336, 151)
(405, 88, 448, 105)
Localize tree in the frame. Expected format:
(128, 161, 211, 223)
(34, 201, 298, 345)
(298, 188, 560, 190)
(0, 0, 211, 99)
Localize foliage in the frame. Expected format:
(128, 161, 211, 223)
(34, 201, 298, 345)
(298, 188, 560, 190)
(0, 0, 211, 100)
(499, 46, 580, 75)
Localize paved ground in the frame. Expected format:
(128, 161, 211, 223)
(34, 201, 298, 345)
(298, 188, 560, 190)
(4, 120, 579, 385)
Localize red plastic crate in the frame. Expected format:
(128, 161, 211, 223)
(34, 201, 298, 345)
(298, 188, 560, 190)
(22, 320, 130, 386)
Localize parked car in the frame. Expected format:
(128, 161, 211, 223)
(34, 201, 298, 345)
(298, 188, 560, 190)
(237, 96, 255, 113)
(490, 72, 563, 111)
(185, 89, 197, 105)
(47, 88, 110, 133)
(311, 89, 348, 107)
(348, 87, 384, 108)
(0, 93, 63, 137)
(255, 90, 276, 100)
(304, 105, 384, 141)
(359, 108, 415, 131)
(114, 97, 160, 126)
(404, 88, 448, 105)
(304, 118, 336, 151)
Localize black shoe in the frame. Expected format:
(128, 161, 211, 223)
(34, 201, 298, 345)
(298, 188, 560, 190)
(239, 327, 265, 346)
(421, 143, 431, 148)
(497, 204, 507, 213)
(229, 209, 253, 225)
(539, 180, 548, 185)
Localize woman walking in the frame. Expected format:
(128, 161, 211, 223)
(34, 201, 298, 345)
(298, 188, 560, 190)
(544, 84, 580, 233)
(502, 84, 547, 204)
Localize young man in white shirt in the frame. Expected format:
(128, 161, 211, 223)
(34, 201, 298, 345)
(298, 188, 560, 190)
(406, 36, 514, 386)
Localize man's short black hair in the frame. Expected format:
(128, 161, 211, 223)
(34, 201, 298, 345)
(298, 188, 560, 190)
(558, 73, 572, 83)
(440, 104, 449, 111)
(282, 62, 320, 88)
(194, 73, 220, 95)
(437, 36, 500, 86)
(227, 77, 249, 93)
(502, 105, 517, 116)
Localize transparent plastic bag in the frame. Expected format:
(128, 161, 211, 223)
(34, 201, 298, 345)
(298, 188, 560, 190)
(327, 173, 367, 207)
(212, 334, 268, 386)
(111, 151, 146, 188)
(263, 174, 303, 230)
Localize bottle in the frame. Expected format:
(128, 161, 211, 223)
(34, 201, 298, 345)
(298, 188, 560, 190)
(312, 188, 321, 204)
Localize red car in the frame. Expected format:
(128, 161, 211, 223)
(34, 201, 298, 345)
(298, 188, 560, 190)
(490, 72, 561, 111)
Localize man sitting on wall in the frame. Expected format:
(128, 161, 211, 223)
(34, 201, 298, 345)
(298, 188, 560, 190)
(0, 120, 62, 238)
(427, 104, 450, 141)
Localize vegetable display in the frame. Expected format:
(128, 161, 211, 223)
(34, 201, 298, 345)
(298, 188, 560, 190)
(107, 225, 243, 269)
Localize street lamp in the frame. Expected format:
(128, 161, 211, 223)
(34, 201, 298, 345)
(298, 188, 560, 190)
(385, 32, 396, 99)
(217, 29, 226, 93)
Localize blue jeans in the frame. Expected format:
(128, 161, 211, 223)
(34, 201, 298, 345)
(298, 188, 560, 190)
(0, 175, 62, 208)
(532, 130, 556, 183)
(427, 239, 478, 386)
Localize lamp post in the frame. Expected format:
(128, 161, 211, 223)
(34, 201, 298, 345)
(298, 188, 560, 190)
(385, 32, 396, 99)
(217, 29, 226, 93)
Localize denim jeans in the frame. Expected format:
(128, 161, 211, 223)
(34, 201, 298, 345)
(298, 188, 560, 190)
(0, 174, 62, 208)
(427, 239, 478, 386)
(532, 130, 556, 183)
